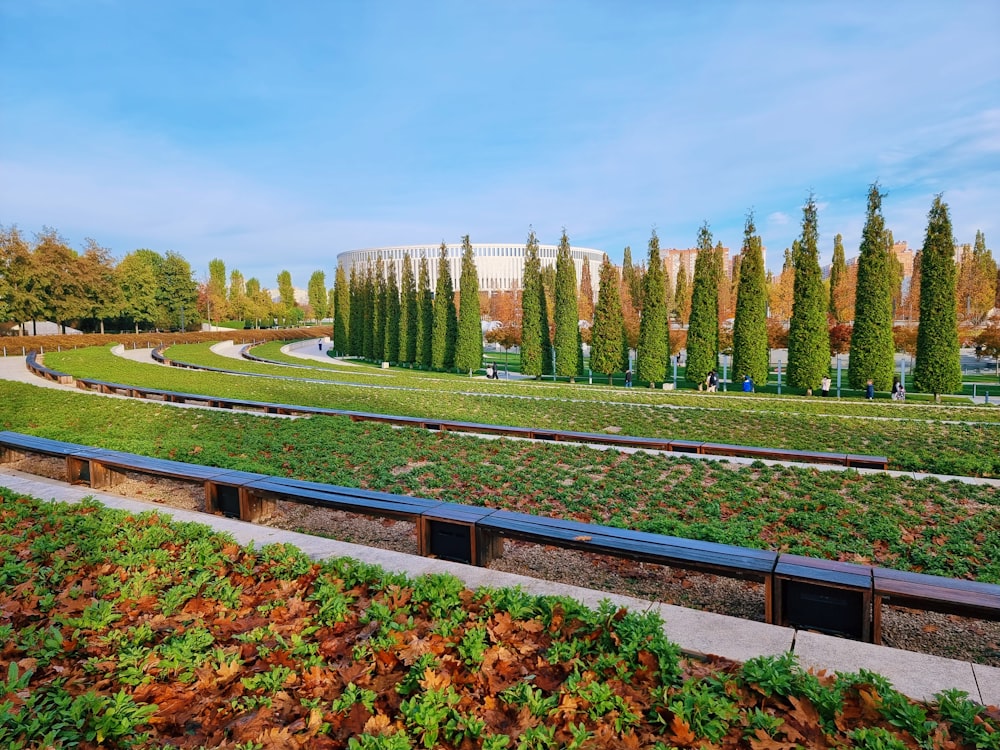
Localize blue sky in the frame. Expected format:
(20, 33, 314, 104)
(2, 1, 998, 288)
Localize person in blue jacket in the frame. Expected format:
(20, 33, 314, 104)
(866, 379, 875, 400)
(742, 374, 754, 392)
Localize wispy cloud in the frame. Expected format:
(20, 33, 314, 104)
(1, 1, 998, 279)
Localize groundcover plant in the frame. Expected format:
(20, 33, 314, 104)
(2, 381, 999, 585)
(43, 346, 1000, 477)
(1, 491, 997, 749)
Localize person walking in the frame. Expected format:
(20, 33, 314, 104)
(742, 374, 754, 393)
(866, 379, 875, 400)
(821, 375, 831, 397)
(624, 369, 633, 388)
(891, 378, 900, 400)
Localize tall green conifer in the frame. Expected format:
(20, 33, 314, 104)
(787, 194, 830, 389)
(431, 242, 457, 370)
(374, 255, 387, 361)
(636, 230, 669, 385)
(554, 231, 580, 380)
(416, 255, 433, 368)
(829, 234, 847, 322)
(333, 265, 349, 356)
(399, 253, 417, 364)
(914, 196, 962, 398)
(362, 263, 375, 360)
(590, 255, 625, 383)
(686, 223, 720, 384)
(520, 230, 546, 378)
(455, 235, 483, 374)
(385, 267, 400, 362)
(731, 211, 769, 386)
(347, 266, 361, 356)
(849, 183, 896, 390)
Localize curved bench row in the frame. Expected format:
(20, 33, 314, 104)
(144, 346, 890, 470)
(1, 429, 994, 646)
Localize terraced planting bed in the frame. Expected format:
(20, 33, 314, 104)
(2, 491, 998, 749)
(44, 344, 1000, 477)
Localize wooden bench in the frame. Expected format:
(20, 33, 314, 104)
(24, 352, 75, 385)
(474, 509, 778, 621)
(773, 555, 873, 640)
(244, 476, 443, 550)
(0, 430, 94, 485)
(873, 567, 1000, 644)
(0, 431, 269, 520)
(80, 448, 270, 520)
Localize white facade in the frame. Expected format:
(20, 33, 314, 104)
(336, 243, 606, 295)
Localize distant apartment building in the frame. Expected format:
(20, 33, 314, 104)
(663, 246, 734, 289)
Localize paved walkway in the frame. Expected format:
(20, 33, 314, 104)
(0, 466, 996, 706)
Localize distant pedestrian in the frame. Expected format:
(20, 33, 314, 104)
(821, 375, 831, 397)
(625, 369, 633, 387)
(707, 370, 718, 393)
(897, 384, 906, 401)
(318, 340, 323, 351)
(891, 378, 899, 400)
(866, 379, 875, 400)
(486, 363, 494, 379)
(742, 374, 753, 393)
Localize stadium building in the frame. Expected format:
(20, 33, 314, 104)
(336, 243, 606, 295)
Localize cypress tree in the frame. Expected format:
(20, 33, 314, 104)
(787, 194, 830, 389)
(416, 255, 433, 368)
(731, 211, 769, 386)
(554, 230, 580, 380)
(373, 255, 387, 362)
(829, 233, 847, 322)
(686, 223, 719, 385)
(849, 183, 896, 390)
(578, 257, 595, 324)
(399, 253, 417, 364)
(590, 255, 628, 385)
(520, 230, 547, 378)
(673, 263, 690, 323)
(621, 245, 643, 312)
(361, 263, 375, 360)
(636, 230, 669, 385)
(347, 266, 361, 356)
(431, 242, 457, 370)
(914, 195, 962, 398)
(333, 264, 349, 356)
(455, 235, 483, 374)
(385, 266, 400, 362)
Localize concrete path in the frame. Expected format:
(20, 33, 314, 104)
(0, 466, 996, 707)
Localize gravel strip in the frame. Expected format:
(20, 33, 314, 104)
(8, 457, 999, 667)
